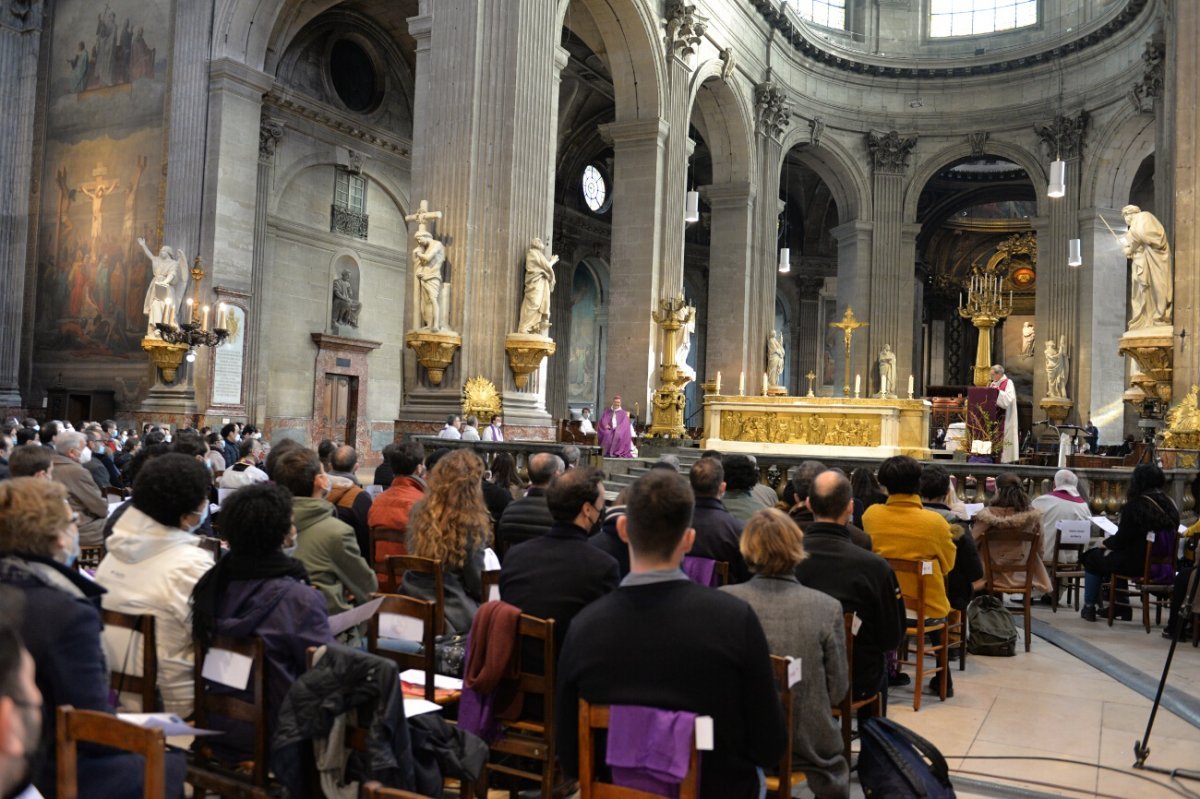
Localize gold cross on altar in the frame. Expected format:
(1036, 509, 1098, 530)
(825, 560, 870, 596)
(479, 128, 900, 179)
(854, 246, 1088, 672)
(405, 199, 443, 236)
(829, 306, 868, 398)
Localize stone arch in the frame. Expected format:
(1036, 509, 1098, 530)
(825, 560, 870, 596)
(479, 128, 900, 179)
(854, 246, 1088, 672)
(214, 0, 341, 71)
(557, 0, 665, 121)
(1084, 111, 1155, 211)
(687, 64, 755, 188)
(269, 153, 410, 222)
(902, 139, 1048, 224)
(777, 129, 870, 222)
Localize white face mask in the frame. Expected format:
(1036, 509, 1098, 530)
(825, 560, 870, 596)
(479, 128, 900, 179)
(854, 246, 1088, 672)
(183, 504, 209, 534)
(78, 447, 92, 465)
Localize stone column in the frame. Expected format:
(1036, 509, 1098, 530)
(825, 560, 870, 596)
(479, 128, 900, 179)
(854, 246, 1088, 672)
(750, 81, 791, 383)
(1034, 112, 1087, 421)
(832, 219, 873, 392)
(401, 0, 562, 433)
(793, 278, 822, 394)
(599, 119, 667, 413)
(701, 181, 755, 384)
(865, 130, 918, 394)
(243, 116, 283, 424)
(162, 0, 214, 255)
(0, 1, 42, 409)
(1078, 207, 1128, 442)
(1172, 0, 1199, 395)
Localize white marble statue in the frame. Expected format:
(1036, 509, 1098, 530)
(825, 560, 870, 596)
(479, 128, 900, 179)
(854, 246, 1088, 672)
(1021, 321, 1036, 356)
(1045, 335, 1069, 399)
(676, 304, 697, 381)
(138, 238, 186, 337)
(516, 237, 558, 335)
(878, 343, 896, 395)
(1122, 205, 1173, 329)
(413, 230, 446, 331)
(767, 329, 785, 387)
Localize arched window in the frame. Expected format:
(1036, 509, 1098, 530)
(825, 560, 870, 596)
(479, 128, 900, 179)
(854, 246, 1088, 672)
(581, 164, 609, 214)
(794, 0, 846, 30)
(929, 0, 1037, 38)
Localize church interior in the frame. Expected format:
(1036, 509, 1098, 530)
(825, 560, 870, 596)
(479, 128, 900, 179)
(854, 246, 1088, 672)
(3, 0, 1200, 796)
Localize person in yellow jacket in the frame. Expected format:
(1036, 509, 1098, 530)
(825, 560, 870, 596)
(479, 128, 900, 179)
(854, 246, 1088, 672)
(862, 456, 957, 697)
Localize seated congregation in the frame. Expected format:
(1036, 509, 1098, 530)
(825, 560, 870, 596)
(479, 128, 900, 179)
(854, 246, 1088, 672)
(0, 415, 1193, 799)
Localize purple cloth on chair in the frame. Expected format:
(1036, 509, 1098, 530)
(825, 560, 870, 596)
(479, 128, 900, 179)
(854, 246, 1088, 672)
(1149, 529, 1178, 584)
(606, 705, 697, 798)
(457, 633, 504, 744)
(681, 556, 717, 587)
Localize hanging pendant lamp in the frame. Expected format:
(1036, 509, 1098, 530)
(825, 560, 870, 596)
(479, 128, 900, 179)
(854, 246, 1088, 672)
(684, 190, 700, 223)
(1048, 158, 1067, 198)
(1067, 238, 1082, 267)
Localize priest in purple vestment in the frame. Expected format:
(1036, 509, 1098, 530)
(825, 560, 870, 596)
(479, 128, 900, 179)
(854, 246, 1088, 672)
(598, 395, 634, 458)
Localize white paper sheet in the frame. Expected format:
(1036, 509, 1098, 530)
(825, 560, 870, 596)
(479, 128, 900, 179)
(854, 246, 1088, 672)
(379, 612, 426, 642)
(786, 657, 802, 688)
(365, 484, 384, 498)
(921, 560, 934, 575)
(963, 503, 985, 520)
(327, 596, 385, 637)
(217, 488, 235, 506)
(399, 669, 464, 691)
(1091, 516, 1119, 537)
(200, 648, 252, 691)
(1055, 519, 1092, 545)
(850, 612, 862, 637)
(403, 699, 443, 718)
(483, 548, 501, 571)
(488, 584, 501, 603)
(118, 713, 222, 737)
(695, 716, 714, 751)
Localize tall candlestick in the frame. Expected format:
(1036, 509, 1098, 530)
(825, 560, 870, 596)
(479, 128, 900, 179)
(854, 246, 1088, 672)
(186, 297, 194, 325)
(762, 373, 769, 396)
(881, 375, 888, 396)
(908, 374, 915, 397)
(739, 372, 745, 396)
(854, 374, 861, 396)
(716, 371, 722, 394)
(202, 305, 210, 332)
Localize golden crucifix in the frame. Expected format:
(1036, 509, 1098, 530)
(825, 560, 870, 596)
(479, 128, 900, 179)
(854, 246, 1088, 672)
(829, 306, 868, 398)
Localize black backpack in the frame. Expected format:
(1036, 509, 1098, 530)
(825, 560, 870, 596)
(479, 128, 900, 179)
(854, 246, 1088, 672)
(859, 717, 956, 798)
(966, 595, 1018, 656)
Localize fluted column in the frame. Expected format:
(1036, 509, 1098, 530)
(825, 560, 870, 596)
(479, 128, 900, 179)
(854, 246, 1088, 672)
(702, 181, 755, 384)
(162, 0, 214, 254)
(1172, 0, 1199, 396)
(0, 2, 42, 408)
(750, 81, 790, 383)
(1078, 207, 1128, 441)
(832, 219, 873, 393)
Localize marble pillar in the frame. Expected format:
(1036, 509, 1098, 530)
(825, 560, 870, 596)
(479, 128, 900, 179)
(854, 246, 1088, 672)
(0, 2, 42, 409)
(750, 135, 785, 382)
(243, 115, 283, 424)
(1172, 0, 1199, 396)
(832, 220, 873, 392)
(1078, 207, 1128, 442)
(402, 0, 562, 430)
(702, 181, 755, 385)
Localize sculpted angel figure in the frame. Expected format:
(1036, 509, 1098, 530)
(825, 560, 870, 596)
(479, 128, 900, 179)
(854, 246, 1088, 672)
(138, 238, 186, 337)
(516, 237, 558, 335)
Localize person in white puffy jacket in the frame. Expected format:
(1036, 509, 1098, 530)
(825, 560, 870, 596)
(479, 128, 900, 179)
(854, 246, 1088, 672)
(95, 453, 216, 715)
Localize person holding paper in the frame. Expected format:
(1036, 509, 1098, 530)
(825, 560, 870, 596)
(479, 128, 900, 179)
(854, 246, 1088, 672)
(722, 508, 850, 799)
(190, 483, 333, 761)
(988, 364, 1020, 464)
(1031, 470, 1093, 566)
(1080, 464, 1180, 622)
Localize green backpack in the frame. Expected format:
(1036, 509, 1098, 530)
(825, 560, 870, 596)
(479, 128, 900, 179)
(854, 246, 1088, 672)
(966, 595, 1017, 656)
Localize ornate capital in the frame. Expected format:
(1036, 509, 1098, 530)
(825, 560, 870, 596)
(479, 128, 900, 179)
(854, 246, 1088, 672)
(2, 0, 40, 31)
(755, 82, 792, 140)
(664, 0, 707, 59)
(866, 129, 918, 173)
(258, 118, 284, 162)
(967, 131, 989, 156)
(1034, 111, 1088, 160)
(1128, 40, 1165, 113)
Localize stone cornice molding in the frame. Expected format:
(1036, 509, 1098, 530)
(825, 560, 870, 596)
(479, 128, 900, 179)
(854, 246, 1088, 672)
(866, 130, 918, 174)
(265, 90, 412, 158)
(700, 181, 755, 207)
(208, 57, 274, 98)
(745, 0, 1150, 79)
(1034, 111, 1089, 160)
(599, 119, 670, 147)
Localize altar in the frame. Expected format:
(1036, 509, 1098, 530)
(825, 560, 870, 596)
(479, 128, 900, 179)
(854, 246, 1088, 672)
(701, 395, 932, 459)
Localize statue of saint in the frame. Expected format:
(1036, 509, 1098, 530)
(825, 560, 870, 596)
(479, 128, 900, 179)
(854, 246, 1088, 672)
(1122, 205, 1173, 329)
(516, 237, 558, 335)
(1021, 321, 1036, 356)
(413, 230, 446, 331)
(1045, 335, 1069, 399)
(676, 304, 697, 382)
(767, 329, 785, 387)
(878, 344, 896, 394)
(331, 269, 361, 330)
(138, 238, 186, 337)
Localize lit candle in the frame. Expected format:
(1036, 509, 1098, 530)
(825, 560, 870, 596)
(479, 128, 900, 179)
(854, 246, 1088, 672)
(739, 372, 745, 396)
(186, 297, 194, 324)
(881, 375, 888, 396)
(202, 305, 210, 331)
(908, 375, 915, 397)
(716, 371, 722, 394)
(762, 373, 769, 395)
(854, 374, 861, 396)
(1009, 290, 1013, 308)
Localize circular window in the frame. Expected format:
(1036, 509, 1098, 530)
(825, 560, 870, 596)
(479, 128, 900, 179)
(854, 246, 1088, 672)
(581, 164, 608, 213)
(329, 39, 378, 113)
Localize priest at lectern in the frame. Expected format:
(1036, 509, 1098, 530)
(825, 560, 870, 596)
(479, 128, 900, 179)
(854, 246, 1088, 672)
(989, 364, 1019, 464)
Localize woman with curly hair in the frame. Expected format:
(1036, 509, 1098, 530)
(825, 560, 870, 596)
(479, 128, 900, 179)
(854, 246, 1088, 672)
(403, 449, 493, 634)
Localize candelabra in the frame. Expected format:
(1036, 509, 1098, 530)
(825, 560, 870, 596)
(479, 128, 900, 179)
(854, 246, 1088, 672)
(957, 270, 1013, 387)
(154, 257, 230, 361)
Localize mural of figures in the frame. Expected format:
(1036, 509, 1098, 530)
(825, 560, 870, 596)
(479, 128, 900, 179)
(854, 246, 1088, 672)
(568, 267, 598, 406)
(34, 0, 167, 363)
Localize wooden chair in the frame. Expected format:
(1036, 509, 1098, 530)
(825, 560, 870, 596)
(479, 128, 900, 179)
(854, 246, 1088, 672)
(101, 608, 158, 711)
(188, 635, 271, 798)
(1045, 528, 1087, 612)
(1108, 532, 1178, 633)
(944, 598, 967, 672)
(78, 545, 105, 571)
(885, 559, 951, 711)
(763, 655, 798, 799)
(366, 593, 437, 702)
(385, 555, 446, 636)
(977, 527, 1040, 652)
(481, 614, 570, 799)
(361, 782, 434, 798)
(196, 536, 223, 561)
(481, 568, 502, 603)
(57, 706, 167, 799)
(370, 528, 407, 588)
(577, 700, 699, 799)
(830, 612, 883, 762)
(105, 486, 130, 501)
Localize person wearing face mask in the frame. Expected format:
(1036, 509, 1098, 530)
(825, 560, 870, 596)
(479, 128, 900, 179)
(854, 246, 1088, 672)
(94, 454, 216, 716)
(0, 482, 183, 799)
(0, 611, 41, 799)
(189, 484, 333, 763)
(272, 448, 376, 628)
(49, 431, 108, 547)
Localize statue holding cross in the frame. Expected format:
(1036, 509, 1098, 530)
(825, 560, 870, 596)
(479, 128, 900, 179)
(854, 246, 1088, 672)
(406, 199, 447, 331)
(829, 306, 868, 398)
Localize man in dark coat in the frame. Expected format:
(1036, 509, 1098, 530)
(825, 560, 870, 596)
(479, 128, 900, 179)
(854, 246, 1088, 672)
(495, 452, 562, 558)
(687, 457, 749, 583)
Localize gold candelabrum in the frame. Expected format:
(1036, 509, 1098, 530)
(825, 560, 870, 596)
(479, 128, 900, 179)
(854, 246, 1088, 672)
(957, 270, 1013, 387)
(142, 256, 230, 384)
(647, 296, 695, 438)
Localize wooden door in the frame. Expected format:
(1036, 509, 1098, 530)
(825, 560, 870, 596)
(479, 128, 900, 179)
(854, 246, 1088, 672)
(322, 375, 358, 444)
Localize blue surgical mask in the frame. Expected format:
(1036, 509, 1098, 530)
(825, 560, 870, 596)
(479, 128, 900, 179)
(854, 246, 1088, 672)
(282, 543, 297, 558)
(184, 504, 210, 534)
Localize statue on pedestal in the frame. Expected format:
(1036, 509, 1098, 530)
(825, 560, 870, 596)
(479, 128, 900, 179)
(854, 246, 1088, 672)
(331, 269, 361, 331)
(1045, 335, 1069, 399)
(767, 329, 785, 387)
(677, 308, 697, 382)
(413, 231, 446, 332)
(1121, 205, 1172, 329)
(1021, 322, 1036, 356)
(403, 199, 462, 386)
(138, 237, 186, 337)
(878, 344, 896, 395)
(516, 237, 557, 336)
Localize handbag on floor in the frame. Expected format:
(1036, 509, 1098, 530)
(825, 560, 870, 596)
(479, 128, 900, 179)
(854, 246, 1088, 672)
(966, 595, 1017, 656)
(859, 717, 956, 799)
